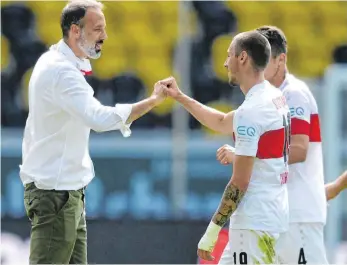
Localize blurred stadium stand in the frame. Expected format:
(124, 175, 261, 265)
(1, 1, 347, 264)
(2, 1, 345, 129)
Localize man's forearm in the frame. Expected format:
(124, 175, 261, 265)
(325, 171, 347, 201)
(212, 181, 246, 227)
(176, 93, 227, 133)
(325, 182, 339, 201)
(126, 97, 158, 124)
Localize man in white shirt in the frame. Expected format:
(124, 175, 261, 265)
(216, 25, 346, 264)
(159, 30, 290, 264)
(21, 1, 166, 264)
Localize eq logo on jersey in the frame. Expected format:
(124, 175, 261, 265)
(237, 126, 256, 137)
(296, 107, 304, 116)
(290, 107, 304, 117)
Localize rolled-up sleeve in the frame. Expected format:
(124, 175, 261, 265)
(54, 64, 132, 136)
(114, 104, 132, 137)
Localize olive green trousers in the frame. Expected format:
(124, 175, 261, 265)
(24, 182, 87, 264)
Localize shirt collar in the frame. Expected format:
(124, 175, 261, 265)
(245, 80, 267, 99)
(49, 39, 92, 76)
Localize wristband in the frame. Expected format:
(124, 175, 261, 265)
(198, 221, 222, 252)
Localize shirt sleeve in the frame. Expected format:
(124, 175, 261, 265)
(233, 108, 262, 157)
(284, 89, 310, 136)
(54, 64, 132, 136)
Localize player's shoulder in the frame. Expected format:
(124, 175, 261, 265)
(283, 74, 312, 98)
(253, 81, 285, 110)
(35, 50, 75, 74)
(237, 82, 283, 123)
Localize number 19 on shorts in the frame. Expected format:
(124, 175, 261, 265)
(233, 252, 248, 264)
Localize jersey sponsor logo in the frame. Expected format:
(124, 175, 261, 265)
(237, 126, 256, 137)
(296, 107, 304, 116)
(290, 107, 305, 117)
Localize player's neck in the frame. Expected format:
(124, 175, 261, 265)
(240, 72, 265, 96)
(64, 38, 86, 59)
(272, 66, 288, 88)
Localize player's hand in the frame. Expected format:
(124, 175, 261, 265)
(151, 81, 167, 104)
(197, 249, 214, 262)
(159, 76, 183, 99)
(216, 144, 235, 165)
(197, 233, 216, 261)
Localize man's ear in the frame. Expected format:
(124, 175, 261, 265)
(70, 24, 81, 38)
(239, 50, 248, 65)
(279, 53, 286, 66)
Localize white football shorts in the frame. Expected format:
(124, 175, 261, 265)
(276, 222, 328, 264)
(218, 229, 280, 264)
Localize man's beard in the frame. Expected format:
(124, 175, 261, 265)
(77, 31, 102, 59)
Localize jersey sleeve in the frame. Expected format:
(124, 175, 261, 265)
(233, 109, 262, 157)
(284, 89, 311, 136)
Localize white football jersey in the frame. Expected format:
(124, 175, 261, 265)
(230, 80, 290, 233)
(280, 74, 327, 224)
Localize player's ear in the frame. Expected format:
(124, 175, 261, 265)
(279, 53, 286, 66)
(239, 51, 248, 65)
(71, 24, 81, 38)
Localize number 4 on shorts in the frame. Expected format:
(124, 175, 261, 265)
(298, 248, 307, 264)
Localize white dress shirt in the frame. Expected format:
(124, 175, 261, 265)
(20, 39, 132, 190)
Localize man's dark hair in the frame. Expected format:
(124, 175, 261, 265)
(60, 0, 103, 39)
(234, 30, 271, 71)
(256, 26, 287, 58)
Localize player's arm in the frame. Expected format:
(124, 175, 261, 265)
(325, 170, 347, 201)
(55, 65, 165, 134)
(288, 135, 309, 164)
(175, 93, 235, 135)
(212, 155, 253, 225)
(286, 90, 311, 164)
(160, 77, 234, 135)
(197, 112, 260, 261)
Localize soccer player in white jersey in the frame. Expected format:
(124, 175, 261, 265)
(216, 25, 346, 264)
(258, 25, 329, 264)
(159, 31, 290, 264)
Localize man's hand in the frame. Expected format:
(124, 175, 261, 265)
(217, 144, 235, 165)
(159, 76, 235, 135)
(151, 81, 167, 104)
(197, 221, 221, 261)
(125, 81, 166, 124)
(197, 248, 214, 262)
(159, 76, 183, 99)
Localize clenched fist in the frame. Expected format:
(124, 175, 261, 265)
(216, 144, 235, 165)
(151, 81, 167, 104)
(159, 76, 182, 99)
